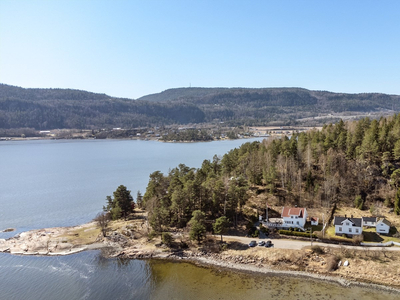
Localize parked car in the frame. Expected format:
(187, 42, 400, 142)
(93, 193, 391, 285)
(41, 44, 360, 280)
(258, 240, 265, 246)
(265, 240, 274, 248)
(248, 240, 257, 247)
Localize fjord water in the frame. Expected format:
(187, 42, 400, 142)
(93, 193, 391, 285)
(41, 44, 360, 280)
(0, 139, 263, 236)
(0, 139, 398, 300)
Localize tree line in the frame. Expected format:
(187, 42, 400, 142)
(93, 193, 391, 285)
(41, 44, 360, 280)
(138, 115, 400, 236)
(101, 114, 400, 241)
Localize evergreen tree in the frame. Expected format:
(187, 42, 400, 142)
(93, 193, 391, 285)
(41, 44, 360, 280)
(213, 216, 230, 242)
(103, 185, 133, 220)
(395, 188, 400, 215)
(188, 210, 206, 243)
(136, 191, 143, 209)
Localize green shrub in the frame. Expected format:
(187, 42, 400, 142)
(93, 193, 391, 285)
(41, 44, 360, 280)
(148, 230, 158, 241)
(354, 195, 364, 210)
(279, 229, 317, 238)
(252, 229, 260, 238)
(259, 224, 268, 234)
(161, 232, 173, 246)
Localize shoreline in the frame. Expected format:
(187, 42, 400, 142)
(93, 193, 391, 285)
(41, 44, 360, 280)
(126, 251, 400, 295)
(2, 224, 400, 292)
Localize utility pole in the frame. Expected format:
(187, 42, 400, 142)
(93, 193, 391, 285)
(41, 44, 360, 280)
(266, 201, 268, 222)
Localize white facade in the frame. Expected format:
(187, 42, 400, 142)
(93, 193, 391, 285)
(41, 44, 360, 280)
(334, 217, 363, 236)
(362, 217, 377, 227)
(376, 219, 390, 234)
(281, 207, 307, 229)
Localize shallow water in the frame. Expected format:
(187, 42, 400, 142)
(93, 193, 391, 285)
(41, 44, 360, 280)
(0, 252, 398, 300)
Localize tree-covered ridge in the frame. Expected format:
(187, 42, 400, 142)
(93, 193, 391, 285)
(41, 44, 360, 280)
(142, 115, 400, 233)
(2, 84, 400, 130)
(138, 87, 400, 126)
(0, 83, 112, 101)
(0, 84, 205, 129)
(138, 87, 399, 112)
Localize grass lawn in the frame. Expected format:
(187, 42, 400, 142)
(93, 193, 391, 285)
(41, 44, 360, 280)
(362, 227, 400, 244)
(325, 226, 352, 242)
(325, 226, 400, 244)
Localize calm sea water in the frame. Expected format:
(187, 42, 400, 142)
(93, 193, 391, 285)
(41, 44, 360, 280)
(0, 139, 398, 299)
(0, 138, 263, 237)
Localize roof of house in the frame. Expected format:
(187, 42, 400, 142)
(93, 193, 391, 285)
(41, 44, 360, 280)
(362, 217, 377, 222)
(377, 218, 391, 226)
(281, 207, 306, 218)
(334, 216, 362, 227)
(310, 217, 319, 222)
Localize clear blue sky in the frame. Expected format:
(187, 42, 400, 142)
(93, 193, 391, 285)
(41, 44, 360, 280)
(1, 0, 400, 99)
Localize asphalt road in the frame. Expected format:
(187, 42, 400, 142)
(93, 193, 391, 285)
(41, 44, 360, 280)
(221, 235, 400, 251)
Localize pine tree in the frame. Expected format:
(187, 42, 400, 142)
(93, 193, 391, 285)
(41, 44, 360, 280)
(395, 188, 400, 215)
(103, 185, 133, 220)
(188, 210, 206, 243)
(213, 216, 229, 242)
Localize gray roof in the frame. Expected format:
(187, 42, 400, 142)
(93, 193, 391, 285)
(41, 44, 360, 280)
(378, 218, 391, 226)
(362, 217, 377, 222)
(334, 216, 362, 227)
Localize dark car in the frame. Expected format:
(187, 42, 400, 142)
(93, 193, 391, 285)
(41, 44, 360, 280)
(265, 240, 274, 248)
(248, 240, 257, 247)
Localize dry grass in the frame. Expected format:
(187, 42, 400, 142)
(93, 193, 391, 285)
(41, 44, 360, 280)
(58, 223, 101, 245)
(222, 241, 400, 287)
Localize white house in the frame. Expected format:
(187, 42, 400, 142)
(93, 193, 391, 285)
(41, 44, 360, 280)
(310, 217, 319, 226)
(334, 216, 363, 236)
(376, 219, 391, 235)
(281, 207, 307, 229)
(362, 217, 377, 227)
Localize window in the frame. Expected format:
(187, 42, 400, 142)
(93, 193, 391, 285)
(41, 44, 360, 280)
(339, 227, 342, 232)
(349, 228, 352, 233)
(291, 216, 294, 219)
(296, 221, 299, 225)
(356, 229, 359, 233)
(346, 222, 350, 226)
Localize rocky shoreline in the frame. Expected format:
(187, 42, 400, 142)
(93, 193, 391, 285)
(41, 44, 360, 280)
(109, 247, 400, 295)
(2, 224, 400, 294)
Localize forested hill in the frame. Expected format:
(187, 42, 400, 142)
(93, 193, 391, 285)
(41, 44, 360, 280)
(138, 87, 400, 126)
(141, 115, 400, 232)
(138, 87, 400, 112)
(1, 83, 400, 130)
(0, 83, 112, 101)
(0, 84, 205, 130)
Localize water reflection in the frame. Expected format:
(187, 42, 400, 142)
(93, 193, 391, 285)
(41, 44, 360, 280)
(145, 259, 400, 300)
(0, 251, 399, 300)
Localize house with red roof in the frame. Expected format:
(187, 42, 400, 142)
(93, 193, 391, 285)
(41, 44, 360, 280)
(281, 207, 308, 229)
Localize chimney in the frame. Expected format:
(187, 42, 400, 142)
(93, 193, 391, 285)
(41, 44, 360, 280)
(351, 215, 353, 218)
(345, 214, 347, 218)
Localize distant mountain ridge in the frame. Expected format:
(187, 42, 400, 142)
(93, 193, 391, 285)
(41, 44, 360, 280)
(1, 84, 399, 130)
(0, 83, 114, 101)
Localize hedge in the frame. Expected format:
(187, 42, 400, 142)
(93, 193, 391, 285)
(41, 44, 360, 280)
(279, 230, 317, 238)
